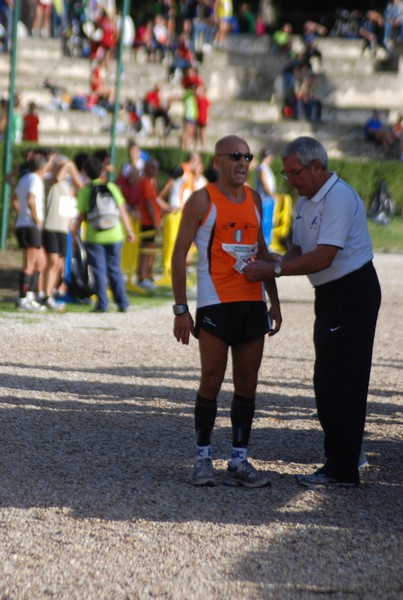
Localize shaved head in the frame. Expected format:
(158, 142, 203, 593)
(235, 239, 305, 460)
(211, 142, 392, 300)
(215, 135, 249, 155)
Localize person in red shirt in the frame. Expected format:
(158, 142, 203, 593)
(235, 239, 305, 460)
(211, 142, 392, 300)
(137, 158, 170, 289)
(23, 102, 40, 142)
(169, 31, 197, 78)
(182, 65, 204, 90)
(116, 164, 142, 219)
(95, 8, 116, 69)
(144, 83, 178, 135)
(196, 84, 211, 150)
(90, 56, 114, 105)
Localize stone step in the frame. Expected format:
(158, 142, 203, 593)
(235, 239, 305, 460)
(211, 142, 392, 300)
(36, 109, 112, 132)
(209, 100, 281, 122)
(32, 106, 385, 161)
(34, 102, 378, 135)
(4, 37, 403, 110)
(4, 35, 399, 160)
(206, 44, 377, 75)
(209, 101, 395, 125)
(35, 124, 384, 161)
(6, 57, 170, 82)
(32, 100, 393, 162)
(222, 33, 403, 71)
(202, 52, 403, 105)
(219, 34, 366, 59)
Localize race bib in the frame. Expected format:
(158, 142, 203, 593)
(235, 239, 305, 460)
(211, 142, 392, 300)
(222, 242, 258, 273)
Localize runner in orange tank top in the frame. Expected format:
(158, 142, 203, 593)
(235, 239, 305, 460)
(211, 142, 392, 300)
(171, 135, 282, 487)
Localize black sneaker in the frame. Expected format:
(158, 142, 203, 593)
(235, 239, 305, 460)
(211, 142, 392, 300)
(90, 305, 107, 313)
(296, 471, 359, 490)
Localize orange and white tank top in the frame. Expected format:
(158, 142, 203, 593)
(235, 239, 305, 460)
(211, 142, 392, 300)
(195, 183, 265, 307)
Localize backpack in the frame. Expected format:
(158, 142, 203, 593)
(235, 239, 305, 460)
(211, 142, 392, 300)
(87, 183, 120, 230)
(368, 180, 396, 226)
(69, 236, 96, 300)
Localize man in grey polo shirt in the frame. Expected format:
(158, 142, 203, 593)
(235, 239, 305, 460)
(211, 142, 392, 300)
(244, 136, 381, 489)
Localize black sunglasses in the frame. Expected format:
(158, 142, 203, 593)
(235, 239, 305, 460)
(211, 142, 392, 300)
(280, 161, 314, 180)
(216, 152, 254, 163)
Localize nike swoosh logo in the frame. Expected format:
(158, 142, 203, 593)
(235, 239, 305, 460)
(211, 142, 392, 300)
(330, 326, 342, 332)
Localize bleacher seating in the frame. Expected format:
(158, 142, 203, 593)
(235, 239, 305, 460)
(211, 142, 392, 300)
(1, 33, 403, 158)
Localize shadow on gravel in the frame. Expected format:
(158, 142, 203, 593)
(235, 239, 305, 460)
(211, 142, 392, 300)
(0, 361, 401, 535)
(233, 485, 403, 596)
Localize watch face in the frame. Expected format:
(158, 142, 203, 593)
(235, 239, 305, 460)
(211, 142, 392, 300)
(173, 304, 188, 315)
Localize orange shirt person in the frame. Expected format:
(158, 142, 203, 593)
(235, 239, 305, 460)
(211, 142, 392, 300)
(171, 135, 282, 487)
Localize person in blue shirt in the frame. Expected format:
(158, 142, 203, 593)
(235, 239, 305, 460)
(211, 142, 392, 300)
(364, 109, 396, 153)
(255, 149, 277, 248)
(384, 0, 403, 46)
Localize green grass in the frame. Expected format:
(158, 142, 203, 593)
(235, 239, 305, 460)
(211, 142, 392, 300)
(0, 287, 175, 314)
(1, 217, 402, 313)
(367, 217, 403, 253)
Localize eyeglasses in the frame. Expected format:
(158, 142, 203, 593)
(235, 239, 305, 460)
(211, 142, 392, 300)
(281, 162, 313, 180)
(216, 152, 254, 163)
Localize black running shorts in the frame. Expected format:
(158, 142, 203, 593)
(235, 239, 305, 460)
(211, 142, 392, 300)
(15, 226, 42, 249)
(43, 230, 68, 257)
(195, 301, 270, 345)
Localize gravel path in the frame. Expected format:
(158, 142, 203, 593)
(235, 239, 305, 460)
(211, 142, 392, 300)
(0, 253, 402, 599)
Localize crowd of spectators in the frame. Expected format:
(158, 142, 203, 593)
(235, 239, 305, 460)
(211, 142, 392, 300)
(275, 5, 402, 135)
(5, 4, 402, 315)
(2, 2, 402, 61)
(9, 137, 216, 309)
(1, 2, 402, 160)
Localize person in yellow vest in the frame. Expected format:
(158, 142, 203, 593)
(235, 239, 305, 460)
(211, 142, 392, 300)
(156, 153, 207, 285)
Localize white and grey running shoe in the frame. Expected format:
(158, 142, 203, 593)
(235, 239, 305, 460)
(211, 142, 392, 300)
(191, 459, 216, 487)
(224, 460, 271, 488)
(45, 296, 65, 312)
(17, 296, 47, 312)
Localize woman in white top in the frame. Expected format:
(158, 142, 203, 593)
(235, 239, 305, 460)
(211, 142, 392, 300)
(13, 153, 48, 310)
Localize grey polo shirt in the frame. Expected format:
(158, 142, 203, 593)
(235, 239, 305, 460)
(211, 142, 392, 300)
(293, 172, 374, 286)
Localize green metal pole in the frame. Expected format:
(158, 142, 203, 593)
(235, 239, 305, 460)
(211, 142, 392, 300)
(0, 0, 20, 250)
(110, 0, 130, 180)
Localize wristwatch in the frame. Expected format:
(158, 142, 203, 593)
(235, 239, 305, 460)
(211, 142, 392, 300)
(273, 262, 282, 277)
(172, 303, 189, 316)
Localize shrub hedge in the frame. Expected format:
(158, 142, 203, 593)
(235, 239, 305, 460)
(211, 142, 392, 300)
(1, 143, 402, 245)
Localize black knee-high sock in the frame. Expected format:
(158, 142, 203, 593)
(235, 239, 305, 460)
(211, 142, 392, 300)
(195, 394, 217, 446)
(28, 271, 40, 293)
(19, 271, 30, 298)
(231, 393, 255, 448)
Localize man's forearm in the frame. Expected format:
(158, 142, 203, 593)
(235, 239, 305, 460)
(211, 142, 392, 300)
(171, 256, 188, 304)
(265, 278, 280, 307)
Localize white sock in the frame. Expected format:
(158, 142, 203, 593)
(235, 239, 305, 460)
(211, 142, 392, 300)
(196, 445, 212, 460)
(231, 447, 247, 465)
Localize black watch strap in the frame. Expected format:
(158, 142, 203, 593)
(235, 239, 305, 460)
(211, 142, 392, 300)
(172, 303, 189, 316)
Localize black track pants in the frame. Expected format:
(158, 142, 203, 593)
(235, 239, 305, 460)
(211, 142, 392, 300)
(313, 261, 381, 483)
